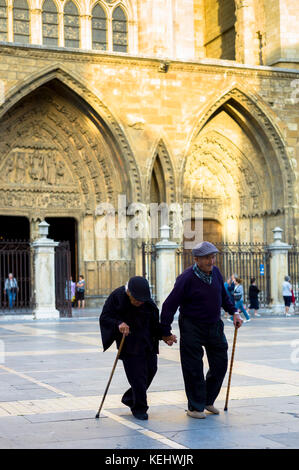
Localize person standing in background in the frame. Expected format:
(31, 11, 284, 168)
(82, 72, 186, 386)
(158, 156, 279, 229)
(282, 276, 293, 317)
(223, 277, 234, 319)
(233, 277, 251, 323)
(248, 278, 261, 317)
(77, 275, 86, 309)
(4, 273, 18, 309)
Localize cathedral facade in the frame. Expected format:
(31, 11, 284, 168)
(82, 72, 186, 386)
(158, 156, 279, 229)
(0, 0, 299, 302)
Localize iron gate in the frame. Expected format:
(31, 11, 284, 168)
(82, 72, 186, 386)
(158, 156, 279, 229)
(288, 245, 299, 305)
(0, 240, 34, 313)
(142, 242, 157, 300)
(142, 241, 271, 307)
(181, 243, 271, 307)
(55, 241, 72, 317)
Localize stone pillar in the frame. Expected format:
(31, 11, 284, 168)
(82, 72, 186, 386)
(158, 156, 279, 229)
(31, 8, 42, 45)
(268, 227, 292, 314)
(80, 14, 92, 50)
(235, 0, 260, 65)
(32, 221, 59, 320)
(155, 225, 178, 308)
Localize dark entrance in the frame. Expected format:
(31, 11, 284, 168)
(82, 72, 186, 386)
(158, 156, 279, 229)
(45, 217, 78, 280)
(55, 241, 72, 317)
(0, 216, 32, 313)
(0, 216, 30, 240)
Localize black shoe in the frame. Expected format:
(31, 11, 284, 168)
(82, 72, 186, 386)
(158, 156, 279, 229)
(132, 411, 148, 420)
(121, 397, 133, 408)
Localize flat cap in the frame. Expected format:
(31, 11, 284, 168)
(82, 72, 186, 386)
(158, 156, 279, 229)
(192, 241, 219, 257)
(127, 276, 151, 302)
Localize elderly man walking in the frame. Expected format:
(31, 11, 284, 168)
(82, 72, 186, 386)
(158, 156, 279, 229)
(161, 241, 243, 419)
(100, 276, 176, 421)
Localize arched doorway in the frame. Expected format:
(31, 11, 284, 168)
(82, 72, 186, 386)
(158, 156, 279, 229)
(0, 216, 30, 240)
(202, 219, 222, 244)
(182, 88, 294, 244)
(0, 74, 140, 303)
(0, 216, 31, 311)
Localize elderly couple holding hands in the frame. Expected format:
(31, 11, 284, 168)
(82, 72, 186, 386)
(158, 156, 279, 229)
(100, 241, 243, 421)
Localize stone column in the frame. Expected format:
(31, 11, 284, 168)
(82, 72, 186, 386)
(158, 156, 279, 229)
(80, 14, 92, 50)
(31, 8, 42, 45)
(155, 225, 178, 308)
(268, 227, 292, 315)
(235, 0, 260, 65)
(32, 221, 59, 320)
(7, 4, 13, 42)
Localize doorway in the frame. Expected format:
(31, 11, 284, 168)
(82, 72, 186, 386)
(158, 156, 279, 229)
(182, 218, 223, 269)
(45, 217, 78, 280)
(0, 216, 31, 311)
(0, 216, 30, 240)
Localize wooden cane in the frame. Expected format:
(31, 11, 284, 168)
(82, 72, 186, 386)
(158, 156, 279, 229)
(95, 333, 126, 418)
(224, 325, 238, 411)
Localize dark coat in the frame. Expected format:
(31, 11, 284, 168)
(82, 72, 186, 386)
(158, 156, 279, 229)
(99, 286, 162, 358)
(249, 284, 260, 310)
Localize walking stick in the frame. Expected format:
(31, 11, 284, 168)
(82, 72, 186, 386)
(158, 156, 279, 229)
(224, 325, 238, 411)
(95, 333, 126, 419)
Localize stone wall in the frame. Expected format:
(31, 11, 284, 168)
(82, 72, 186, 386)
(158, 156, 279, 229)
(1, 32, 299, 298)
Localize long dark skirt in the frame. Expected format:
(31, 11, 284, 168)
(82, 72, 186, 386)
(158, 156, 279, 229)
(121, 350, 157, 413)
(249, 298, 259, 310)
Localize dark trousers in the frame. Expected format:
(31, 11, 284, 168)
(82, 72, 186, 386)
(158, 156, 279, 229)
(121, 350, 157, 413)
(179, 316, 228, 412)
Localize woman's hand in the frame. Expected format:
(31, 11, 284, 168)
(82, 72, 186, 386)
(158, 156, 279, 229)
(118, 322, 130, 336)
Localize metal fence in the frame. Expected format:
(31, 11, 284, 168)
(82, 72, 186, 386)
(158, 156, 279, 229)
(288, 245, 299, 304)
(142, 241, 271, 307)
(55, 241, 72, 317)
(142, 242, 157, 300)
(179, 243, 271, 307)
(0, 240, 34, 313)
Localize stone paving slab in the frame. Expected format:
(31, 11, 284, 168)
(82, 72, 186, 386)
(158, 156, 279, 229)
(0, 316, 299, 450)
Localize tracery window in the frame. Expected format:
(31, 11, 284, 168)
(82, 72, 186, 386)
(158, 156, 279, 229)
(0, 0, 7, 42)
(42, 0, 58, 46)
(13, 0, 30, 44)
(92, 3, 107, 50)
(64, 0, 79, 48)
(112, 5, 127, 52)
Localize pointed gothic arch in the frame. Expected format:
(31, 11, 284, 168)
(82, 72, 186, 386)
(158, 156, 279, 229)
(0, 64, 142, 204)
(182, 86, 296, 242)
(146, 139, 176, 205)
(183, 86, 294, 206)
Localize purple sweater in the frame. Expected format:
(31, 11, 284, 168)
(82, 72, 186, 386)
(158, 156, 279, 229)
(160, 265, 237, 336)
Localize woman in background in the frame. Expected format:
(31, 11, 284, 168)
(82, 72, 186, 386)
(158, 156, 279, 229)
(248, 278, 261, 317)
(282, 276, 292, 317)
(234, 277, 251, 323)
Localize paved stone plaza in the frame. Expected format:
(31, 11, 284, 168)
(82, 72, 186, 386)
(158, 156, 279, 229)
(0, 313, 299, 449)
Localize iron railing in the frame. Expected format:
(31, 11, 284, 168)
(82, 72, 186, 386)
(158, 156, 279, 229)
(142, 242, 157, 300)
(142, 242, 271, 307)
(288, 245, 299, 306)
(0, 240, 34, 313)
(180, 243, 271, 307)
(55, 241, 72, 317)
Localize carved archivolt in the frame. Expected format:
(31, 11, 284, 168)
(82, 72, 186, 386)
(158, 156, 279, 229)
(185, 87, 294, 210)
(183, 129, 276, 220)
(0, 65, 142, 205)
(146, 139, 176, 205)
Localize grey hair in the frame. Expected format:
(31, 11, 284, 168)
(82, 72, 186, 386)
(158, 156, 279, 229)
(285, 276, 290, 282)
